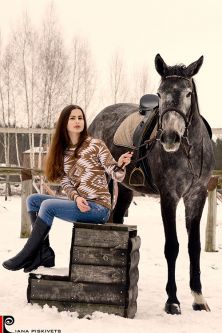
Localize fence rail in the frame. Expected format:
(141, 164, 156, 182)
(211, 128, 222, 134)
(1, 166, 221, 251)
(0, 127, 54, 134)
(0, 166, 42, 238)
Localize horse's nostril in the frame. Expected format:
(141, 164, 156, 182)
(174, 133, 181, 144)
(160, 131, 181, 145)
(160, 132, 167, 144)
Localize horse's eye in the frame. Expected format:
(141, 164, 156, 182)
(157, 93, 161, 99)
(186, 92, 192, 97)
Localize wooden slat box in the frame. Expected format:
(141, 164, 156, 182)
(27, 222, 141, 318)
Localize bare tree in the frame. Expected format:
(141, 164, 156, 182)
(0, 38, 18, 197)
(6, 6, 68, 169)
(69, 37, 83, 105)
(36, 3, 68, 167)
(131, 64, 154, 103)
(0, 40, 17, 166)
(109, 52, 128, 104)
(11, 12, 38, 168)
(68, 37, 96, 111)
(38, 4, 68, 124)
(0, 3, 98, 172)
(80, 41, 96, 111)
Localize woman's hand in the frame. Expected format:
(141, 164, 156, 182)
(117, 151, 133, 168)
(76, 196, 91, 212)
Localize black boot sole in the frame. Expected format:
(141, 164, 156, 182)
(23, 255, 55, 273)
(2, 258, 33, 271)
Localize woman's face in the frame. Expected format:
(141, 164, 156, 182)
(67, 108, 85, 135)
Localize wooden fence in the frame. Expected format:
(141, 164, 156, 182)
(0, 127, 53, 134)
(0, 166, 221, 252)
(0, 166, 41, 238)
(205, 170, 222, 252)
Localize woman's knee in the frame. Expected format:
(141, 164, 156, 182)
(26, 193, 41, 211)
(39, 199, 55, 216)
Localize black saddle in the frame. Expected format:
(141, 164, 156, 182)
(133, 94, 159, 146)
(130, 94, 159, 193)
(139, 94, 159, 115)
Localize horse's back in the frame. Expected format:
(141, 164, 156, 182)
(89, 103, 138, 142)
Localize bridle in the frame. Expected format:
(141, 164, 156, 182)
(156, 75, 193, 142)
(131, 75, 204, 181)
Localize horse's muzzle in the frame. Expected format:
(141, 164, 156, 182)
(160, 130, 181, 152)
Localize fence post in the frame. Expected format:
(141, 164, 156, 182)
(205, 176, 218, 252)
(20, 169, 33, 238)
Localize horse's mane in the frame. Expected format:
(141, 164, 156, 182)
(191, 79, 201, 115)
(163, 64, 187, 77)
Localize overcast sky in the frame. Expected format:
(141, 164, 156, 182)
(0, 0, 221, 127)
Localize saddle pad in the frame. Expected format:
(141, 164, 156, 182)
(113, 112, 145, 148)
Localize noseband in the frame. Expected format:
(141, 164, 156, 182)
(156, 75, 203, 180)
(159, 107, 189, 130)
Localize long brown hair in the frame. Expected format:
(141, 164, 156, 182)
(44, 105, 88, 182)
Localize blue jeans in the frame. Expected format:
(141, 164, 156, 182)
(26, 194, 110, 226)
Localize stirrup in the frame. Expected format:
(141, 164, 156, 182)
(129, 167, 145, 186)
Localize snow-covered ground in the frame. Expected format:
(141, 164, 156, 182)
(0, 194, 222, 333)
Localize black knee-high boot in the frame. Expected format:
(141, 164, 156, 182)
(2, 217, 51, 271)
(23, 212, 55, 272)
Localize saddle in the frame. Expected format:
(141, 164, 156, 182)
(130, 95, 159, 191)
(133, 94, 159, 149)
(113, 94, 159, 149)
(113, 94, 159, 192)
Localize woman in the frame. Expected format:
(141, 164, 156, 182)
(2, 105, 133, 272)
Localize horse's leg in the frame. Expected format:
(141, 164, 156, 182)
(183, 188, 210, 312)
(160, 194, 181, 314)
(112, 183, 133, 224)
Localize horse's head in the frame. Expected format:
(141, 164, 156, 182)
(155, 54, 203, 152)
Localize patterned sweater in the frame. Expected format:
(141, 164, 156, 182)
(60, 137, 126, 209)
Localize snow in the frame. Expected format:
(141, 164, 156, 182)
(212, 134, 222, 143)
(0, 194, 222, 333)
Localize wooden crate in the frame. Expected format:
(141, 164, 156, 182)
(27, 222, 141, 318)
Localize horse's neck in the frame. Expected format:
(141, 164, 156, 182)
(188, 106, 203, 144)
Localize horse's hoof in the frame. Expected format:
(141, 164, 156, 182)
(165, 303, 181, 315)
(192, 303, 211, 312)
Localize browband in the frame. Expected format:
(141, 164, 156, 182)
(164, 75, 191, 82)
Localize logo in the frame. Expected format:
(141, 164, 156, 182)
(0, 316, 14, 333)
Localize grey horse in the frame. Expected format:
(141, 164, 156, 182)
(89, 54, 214, 314)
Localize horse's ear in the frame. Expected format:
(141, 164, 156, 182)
(185, 56, 204, 77)
(155, 54, 168, 77)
